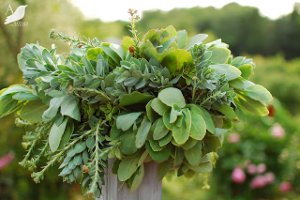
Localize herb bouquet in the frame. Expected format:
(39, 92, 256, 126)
(0, 12, 272, 198)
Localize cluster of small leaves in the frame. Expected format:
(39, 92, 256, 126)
(0, 13, 273, 198)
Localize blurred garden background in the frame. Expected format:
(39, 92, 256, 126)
(0, 0, 300, 199)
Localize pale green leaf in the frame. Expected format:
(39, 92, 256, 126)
(116, 112, 142, 131)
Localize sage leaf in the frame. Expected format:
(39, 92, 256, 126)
(49, 117, 68, 152)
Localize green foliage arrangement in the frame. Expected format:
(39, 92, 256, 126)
(0, 11, 272, 198)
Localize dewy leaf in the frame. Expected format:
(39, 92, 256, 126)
(116, 112, 142, 131)
(49, 117, 68, 152)
(136, 116, 152, 148)
(209, 64, 241, 81)
(158, 87, 186, 108)
(209, 47, 231, 64)
(60, 95, 81, 121)
(189, 106, 206, 140)
(244, 85, 273, 106)
(119, 91, 154, 107)
(184, 142, 202, 166)
(153, 118, 169, 140)
(19, 101, 47, 123)
(172, 108, 191, 145)
(151, 98, 169, 116)
(117, 157, 139, 181)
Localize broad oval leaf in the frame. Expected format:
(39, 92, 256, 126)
(245, 84, 273, 106)
(209, 47, 231, 64)
(158, 87, 186, 108)
(209, 64, 241, 81)
(151, 98, 169, 116)
(172, 108, 191, 145)
(189, 106, 206, 140)
(184, 142, 202, 166)
(117, 157, 139, 181)
(60, 95, 81, 121)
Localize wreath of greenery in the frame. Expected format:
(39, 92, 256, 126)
(0, 10, 272, 198)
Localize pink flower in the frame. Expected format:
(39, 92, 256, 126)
(0, 153, 14, 170)
(247, 164, 257, 174)
(250, 176, 267, 189)
(257, 163, 266, 174)
(271, 123, 285, 138)
(228, 133, 240, 143)
(231, 167, 246, 184)
(264, 172, 275, 184)
(279, 182, 292, 193)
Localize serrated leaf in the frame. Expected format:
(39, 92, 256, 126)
(116, 112, 142, 131)
(158, 87, 186, 108)
(135, 116, 152, 148)
(49, 117, 68, 152)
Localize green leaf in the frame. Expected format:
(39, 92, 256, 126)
(217, 104, 237, 120)
(151, 98, 169, 116)
(12, 93, 39, 101)
(0, 95, 20, 118)
(182, 138, 198, 150)
(244, 85, 273, 106)
(116, 112, 142, 131)
(135, 116, 152, 148)
(209, 47, 231, 64)
(145, 100, 157, 121)
(19, 101, 47, 123)
(129, 165, 145, 191)
(158, 87, 186, 108)
(60, 95, 81, 121)
(86, 47, 103, 61)
(202, 133, 222, 154)
(59, 120, 74, 149)
(238, 64, 254, 79)
(188, 105, 215, 134)
(153, 118, 169, 140)
(172, 109, 191, 145)
(188, 34, 208, 49)
(161, 49, 193, 73)
(42, 97, 64, 121)
(235, 95, 269, 116)
(177, 30, 188, 49)
(149, 139, 162, 151)
(119, 91, 154, 107)
(184, 142, 202, 166)
(209, 64, 241, 81)
(158, 133, 172, 147)
(117, 157, 139, 181)
(120, 133, 138, 155)
(49, 117, 68, 152)
(121, 36, 134, 51)
(189, 106, 206, 140)
(146, 142, 171, 163)
(0, 84, 31, 96)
